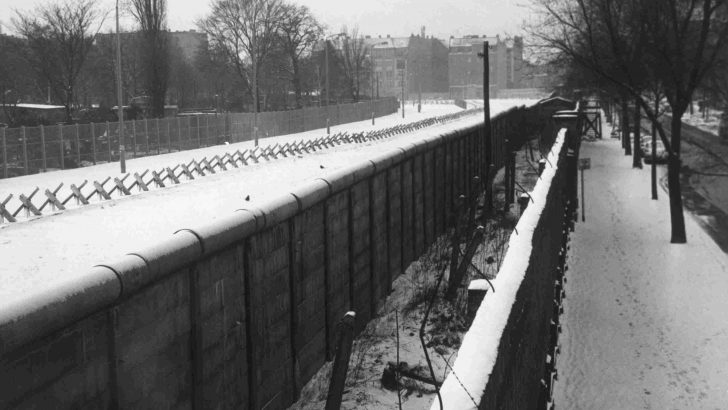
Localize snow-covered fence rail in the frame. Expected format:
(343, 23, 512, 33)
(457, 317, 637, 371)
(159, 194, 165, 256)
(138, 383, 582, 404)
(0, 108, 481, 224)
(0, 98, 398, 179)
(432, 128, 579, 410)
(0, 103, 547, 409)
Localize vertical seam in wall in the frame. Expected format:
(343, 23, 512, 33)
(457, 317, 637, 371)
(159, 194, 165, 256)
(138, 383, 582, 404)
(385, 170, 391, 292)
(323, 198, 331, 359)
(368, 176, 376, 316)
(421, 153, 427, 251)
(107, 307, 120, 410)
(400, 160, 406, 276)
(288, 219, 300, 399)
(347, 188, 354, 313)
(189, 266, 203, 410)
(243, 238, 256, 409)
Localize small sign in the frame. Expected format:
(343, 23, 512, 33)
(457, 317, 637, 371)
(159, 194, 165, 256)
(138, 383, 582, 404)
(579, 158, 591, 170)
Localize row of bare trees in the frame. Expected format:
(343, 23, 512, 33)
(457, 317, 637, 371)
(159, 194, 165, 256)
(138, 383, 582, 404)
(1, 0, 376, 126)
(199, 0, 373, 113)
(529, 0, 728, 243)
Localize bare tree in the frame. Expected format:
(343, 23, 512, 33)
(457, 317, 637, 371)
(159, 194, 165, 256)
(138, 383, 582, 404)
(278, 3, 323, 108)
(129, 0, 169, 118)
(339, 26, 369, 102)
(200, 0, 283, 115)
(529, 0, 728, 243)
(13, 0, 105, 122)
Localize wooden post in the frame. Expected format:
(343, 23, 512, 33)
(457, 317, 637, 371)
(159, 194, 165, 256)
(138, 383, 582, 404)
(21, 127, 28, 175)
(40, 125, 47, 171)
(91, 122, 97, 165)
(1, 127, 7, 178)
(325, 312, 356, 410)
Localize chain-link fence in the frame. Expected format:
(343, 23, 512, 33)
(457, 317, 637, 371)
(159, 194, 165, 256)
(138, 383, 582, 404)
(0, 98, 398, 179)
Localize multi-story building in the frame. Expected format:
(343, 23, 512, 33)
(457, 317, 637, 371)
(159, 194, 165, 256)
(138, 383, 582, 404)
(364, 30, 449, 99)
(448, 35, 523, 99)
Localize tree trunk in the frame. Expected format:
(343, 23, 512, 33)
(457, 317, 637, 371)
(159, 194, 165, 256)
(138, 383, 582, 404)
(65, 85, 74, 123)
(667, 113, 687, 243)
(621, 97, 630, 154)
(291, 57, 302, 109)
(651, 95, 658, 200)
(633, 97, 642, 168)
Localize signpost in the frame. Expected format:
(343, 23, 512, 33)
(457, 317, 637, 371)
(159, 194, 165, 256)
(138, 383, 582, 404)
(579, 158, 590, 222)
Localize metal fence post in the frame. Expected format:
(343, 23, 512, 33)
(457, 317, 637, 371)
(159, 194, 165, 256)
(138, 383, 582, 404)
(132, 119, 137, 158)
(196, 116, 201, 148)
(141, 121, 148, 156)
(40, 125, 47, 171)
(21, 126, 28, 175)
(91, 122, 97, 165)
(106, 122, 111, 162)
(1, 127, 7, 178)
(166, 120, 171, 152)
(60, 125, 65, 169)
(177, 117, 181, 151)
(75, 123, 81, 165)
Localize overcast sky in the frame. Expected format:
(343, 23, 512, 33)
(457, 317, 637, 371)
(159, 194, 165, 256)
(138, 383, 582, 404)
(0, 0, 527, 39)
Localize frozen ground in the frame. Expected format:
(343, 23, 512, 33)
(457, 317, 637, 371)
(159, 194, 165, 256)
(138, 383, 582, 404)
(553, 132, 728, 408)
(0, 100, 535, 306)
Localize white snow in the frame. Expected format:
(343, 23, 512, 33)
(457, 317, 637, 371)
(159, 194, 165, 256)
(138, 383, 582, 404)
(0, 100, 537, 307)
(553, 125, 728, 408)
(431, 129, 566, 410)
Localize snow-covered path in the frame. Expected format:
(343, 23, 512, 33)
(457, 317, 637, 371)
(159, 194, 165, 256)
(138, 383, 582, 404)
(553, 137, 728, 409)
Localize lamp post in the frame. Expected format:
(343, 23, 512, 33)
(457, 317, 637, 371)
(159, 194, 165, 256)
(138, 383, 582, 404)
(116, 0, 126, 173)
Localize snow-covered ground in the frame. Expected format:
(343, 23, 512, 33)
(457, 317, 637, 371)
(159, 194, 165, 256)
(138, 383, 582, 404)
(681, 105, 722, 136)
(0, 100, 536, 305)
(553, 126, 728, 408)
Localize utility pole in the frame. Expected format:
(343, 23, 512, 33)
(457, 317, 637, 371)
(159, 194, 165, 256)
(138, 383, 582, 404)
(376, 72, 379, 99)
(478, 41, 492, 212)
(116, 0, 126, 173)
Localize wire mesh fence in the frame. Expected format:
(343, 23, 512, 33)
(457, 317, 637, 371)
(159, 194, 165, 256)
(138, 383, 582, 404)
(0, 98, 398, 179)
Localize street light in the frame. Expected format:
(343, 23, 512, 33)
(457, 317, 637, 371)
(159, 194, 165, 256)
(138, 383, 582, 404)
(115, 0, 126, 173)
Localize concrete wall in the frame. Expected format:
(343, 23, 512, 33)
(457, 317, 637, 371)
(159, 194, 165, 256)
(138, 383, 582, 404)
(0, 118, 495, 409)
(433, 126, 578, 410)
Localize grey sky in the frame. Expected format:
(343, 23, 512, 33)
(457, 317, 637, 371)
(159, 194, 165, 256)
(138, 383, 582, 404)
(0, 0, 526, 39)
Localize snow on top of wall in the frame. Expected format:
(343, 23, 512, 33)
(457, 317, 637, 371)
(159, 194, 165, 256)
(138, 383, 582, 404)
(431, 128, 566, 410)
